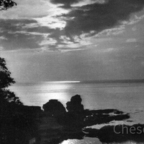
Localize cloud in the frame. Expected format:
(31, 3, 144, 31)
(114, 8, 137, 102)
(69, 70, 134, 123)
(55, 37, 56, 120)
(126, 38, 137, 43)
(0, 19, 38, 32)
(122, 14, 144, 25)
(33, 5, 70, 30)
(0, 36, 7, 40)
(94, 25, 125, 37)
(0, 19, 45, 50)
(0, 0, 53, 19)
(71, 0, 106, 7)
(63, 0, 144, 37)
(50, 0, 80, 8)
(50, 0, 106, 8)
(1, 0, 144, 52)
(39, 38, 57, 46)
(0, 32, 43, 50)
(0, 46, 4, 50)
(13, 31, 50, 37)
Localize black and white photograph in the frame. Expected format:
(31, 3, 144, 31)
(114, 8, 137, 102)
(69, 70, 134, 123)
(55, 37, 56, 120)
(1, 0, 144, 144)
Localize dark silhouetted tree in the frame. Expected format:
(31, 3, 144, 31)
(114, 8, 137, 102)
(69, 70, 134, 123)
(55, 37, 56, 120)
(0, 0, 17, 10)
(0, 3, 41, 144)
(0, 57, 22, 107)
(0, 57, 14, 88)
(0, 58, 23, 144)
(0, 0, 21, 107)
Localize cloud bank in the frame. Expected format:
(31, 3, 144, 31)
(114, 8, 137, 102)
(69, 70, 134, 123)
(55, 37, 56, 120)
(0, 0, 144, 52)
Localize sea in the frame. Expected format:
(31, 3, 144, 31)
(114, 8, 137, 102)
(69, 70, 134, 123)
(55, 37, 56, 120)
(10, 81, 144, 144)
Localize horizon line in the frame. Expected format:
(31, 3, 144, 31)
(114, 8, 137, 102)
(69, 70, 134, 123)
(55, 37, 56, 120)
(13, 79, 144, 85)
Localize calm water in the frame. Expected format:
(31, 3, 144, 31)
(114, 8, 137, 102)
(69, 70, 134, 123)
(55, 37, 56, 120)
(10, 81, 144, 123)
(10, 81, 144, 144)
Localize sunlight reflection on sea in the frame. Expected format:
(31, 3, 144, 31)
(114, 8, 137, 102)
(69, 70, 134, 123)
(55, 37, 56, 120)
(10, 82, 73, 106)
(10, 81, 144, 123)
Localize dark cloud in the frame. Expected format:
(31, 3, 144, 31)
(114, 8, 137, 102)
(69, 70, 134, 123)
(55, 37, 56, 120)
(0, 19, 37, 32)
(0, 32, 43, 50)
(24, 26, 54, 34)
(0, 19, 41, 40)
(1, 0, 144, 51)
(62, 0, 144, 37)
(0, 19, 65, 50)
(0, 19, 44, 50)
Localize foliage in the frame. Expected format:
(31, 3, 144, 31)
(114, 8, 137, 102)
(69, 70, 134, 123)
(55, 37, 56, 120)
(0, 58, 15, 88)
(0, 0, 17, 10)
(0, 57, 22, 106)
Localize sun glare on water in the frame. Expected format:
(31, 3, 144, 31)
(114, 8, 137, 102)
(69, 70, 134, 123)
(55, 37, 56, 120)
(10, 81, 80, 106)
(45, 81, 80, 84)
(35, 81, 78, 106)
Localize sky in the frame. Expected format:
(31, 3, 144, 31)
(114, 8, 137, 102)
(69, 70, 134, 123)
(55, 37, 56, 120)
(1, 0, 144, 83)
